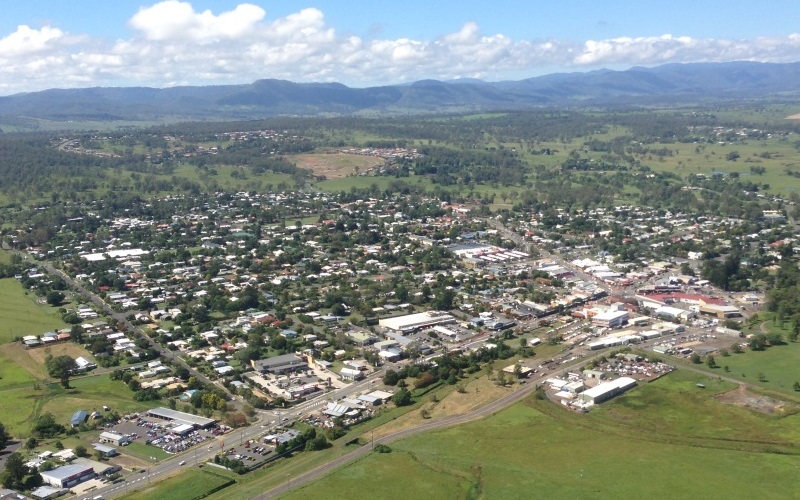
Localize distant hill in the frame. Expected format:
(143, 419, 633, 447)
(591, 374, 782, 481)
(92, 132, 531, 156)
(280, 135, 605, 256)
(1, 61, 800, 123)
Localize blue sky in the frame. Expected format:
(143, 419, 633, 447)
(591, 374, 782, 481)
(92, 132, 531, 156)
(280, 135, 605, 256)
(0, 0, 798, 95)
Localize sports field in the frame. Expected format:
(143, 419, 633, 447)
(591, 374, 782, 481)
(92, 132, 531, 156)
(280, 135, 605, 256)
(281, 370, 800, 499)
(0, 278, 67, 343)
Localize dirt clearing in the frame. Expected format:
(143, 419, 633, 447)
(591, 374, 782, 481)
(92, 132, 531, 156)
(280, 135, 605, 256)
(292, 153, 383, 179)
(716, 384, 795, 414)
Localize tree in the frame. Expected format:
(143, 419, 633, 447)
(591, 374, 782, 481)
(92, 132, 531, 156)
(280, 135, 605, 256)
(705, 355, 717, 368)
(0, 422, 8, 452)
(304, 435, 329, 451)
(45, 354, 77, 388)
(749, 334, 768, 351)
(382, 369, 400, 386)
(1, 452, 42, 490)
(392, 388, 413, 407)
(75, 445, 88, 458)
(46, 291, 65, 307)
(32, 413, 64, 438)
(793, 381, 800, 392)
(690, 353, 702, 364)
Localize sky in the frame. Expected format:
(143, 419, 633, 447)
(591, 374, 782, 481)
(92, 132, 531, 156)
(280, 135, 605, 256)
(1, 0, 799, 95)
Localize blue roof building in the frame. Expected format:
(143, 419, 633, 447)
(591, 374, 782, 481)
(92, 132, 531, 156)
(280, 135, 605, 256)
(71, 410, 88, 427)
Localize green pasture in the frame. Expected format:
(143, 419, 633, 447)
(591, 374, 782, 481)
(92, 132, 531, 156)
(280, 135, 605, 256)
(0, 386, 48, 438)
(279, 370, 800, 499)
(0, 373, 154, 438)
(587, 369, 800, 450)
(0, 349, 38, 390)
(0, 278, 67, 343)
(698, 339, 800, 395)
(121, 467, 235, 500)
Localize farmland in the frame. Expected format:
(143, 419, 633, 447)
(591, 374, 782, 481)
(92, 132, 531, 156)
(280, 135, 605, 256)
(0, 278, 67, 343)
(281, 371, 800, 499)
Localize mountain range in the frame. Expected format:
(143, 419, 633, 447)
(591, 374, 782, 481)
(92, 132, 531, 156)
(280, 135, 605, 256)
(1, 61, 799, 123)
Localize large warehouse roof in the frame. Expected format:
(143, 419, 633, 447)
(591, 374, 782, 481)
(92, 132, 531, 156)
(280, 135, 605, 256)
(147, 407, 215, 428)
(379, 311, 455, 332)
(582, 377, 637, 400)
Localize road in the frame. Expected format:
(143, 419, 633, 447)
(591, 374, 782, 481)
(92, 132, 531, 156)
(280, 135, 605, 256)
(35, 259, 224, 395)
(254, 353, 597, 499)
(86, 413, 269, 500)
(483, 217, 612, 294)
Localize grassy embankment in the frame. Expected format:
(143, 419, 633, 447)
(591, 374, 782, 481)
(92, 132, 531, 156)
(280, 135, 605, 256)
(281, 369, 800, 499)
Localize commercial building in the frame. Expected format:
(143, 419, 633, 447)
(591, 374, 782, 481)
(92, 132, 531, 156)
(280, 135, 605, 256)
(379, 311, 455, 333)
(40, 464, 95, 488)
(578, 377, 637, 406)
(251, 353, 308, 374)
(146, 407, 216, 429)
(591, 310, 629, 328)
(98, 431, 130, 446)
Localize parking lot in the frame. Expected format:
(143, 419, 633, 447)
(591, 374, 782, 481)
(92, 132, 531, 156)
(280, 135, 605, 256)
(102, 413, 229, 455)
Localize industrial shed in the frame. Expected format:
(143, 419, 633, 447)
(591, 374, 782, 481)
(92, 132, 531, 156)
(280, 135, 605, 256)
(146, 407, 216, 429)
(578, 377, 637, 406)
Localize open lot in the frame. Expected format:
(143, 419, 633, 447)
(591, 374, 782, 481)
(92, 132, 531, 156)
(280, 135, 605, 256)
(0, 278, 67, 343)
(26, 342, 96, 365)
(280, 371, 800, 499)
(0, 347, 39, 390)
(0, 373, 155, 438)
(0, 343, 49, 380)
(292, 152, 383, 179)
(120, 467, 235, 500)
(694, 340, 800, 396)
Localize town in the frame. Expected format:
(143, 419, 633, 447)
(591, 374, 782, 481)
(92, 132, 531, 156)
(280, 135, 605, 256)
(1, 100, 800, 500)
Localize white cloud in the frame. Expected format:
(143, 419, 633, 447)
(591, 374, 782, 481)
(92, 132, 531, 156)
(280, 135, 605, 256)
(0, 2, 800, 95)
(129, 1, 265, 42)
(0, 25, 65, 57)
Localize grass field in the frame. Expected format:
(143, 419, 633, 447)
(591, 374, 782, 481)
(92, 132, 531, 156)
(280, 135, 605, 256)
(120, 467, 235, 500)
(278, 370, 800, 499)
(695, 340, 800, 395)
(124, 441, 173, 462)
(0, 372, 155, 438)
(0, 278, 67, 343)
(0, 348, 39, 390)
